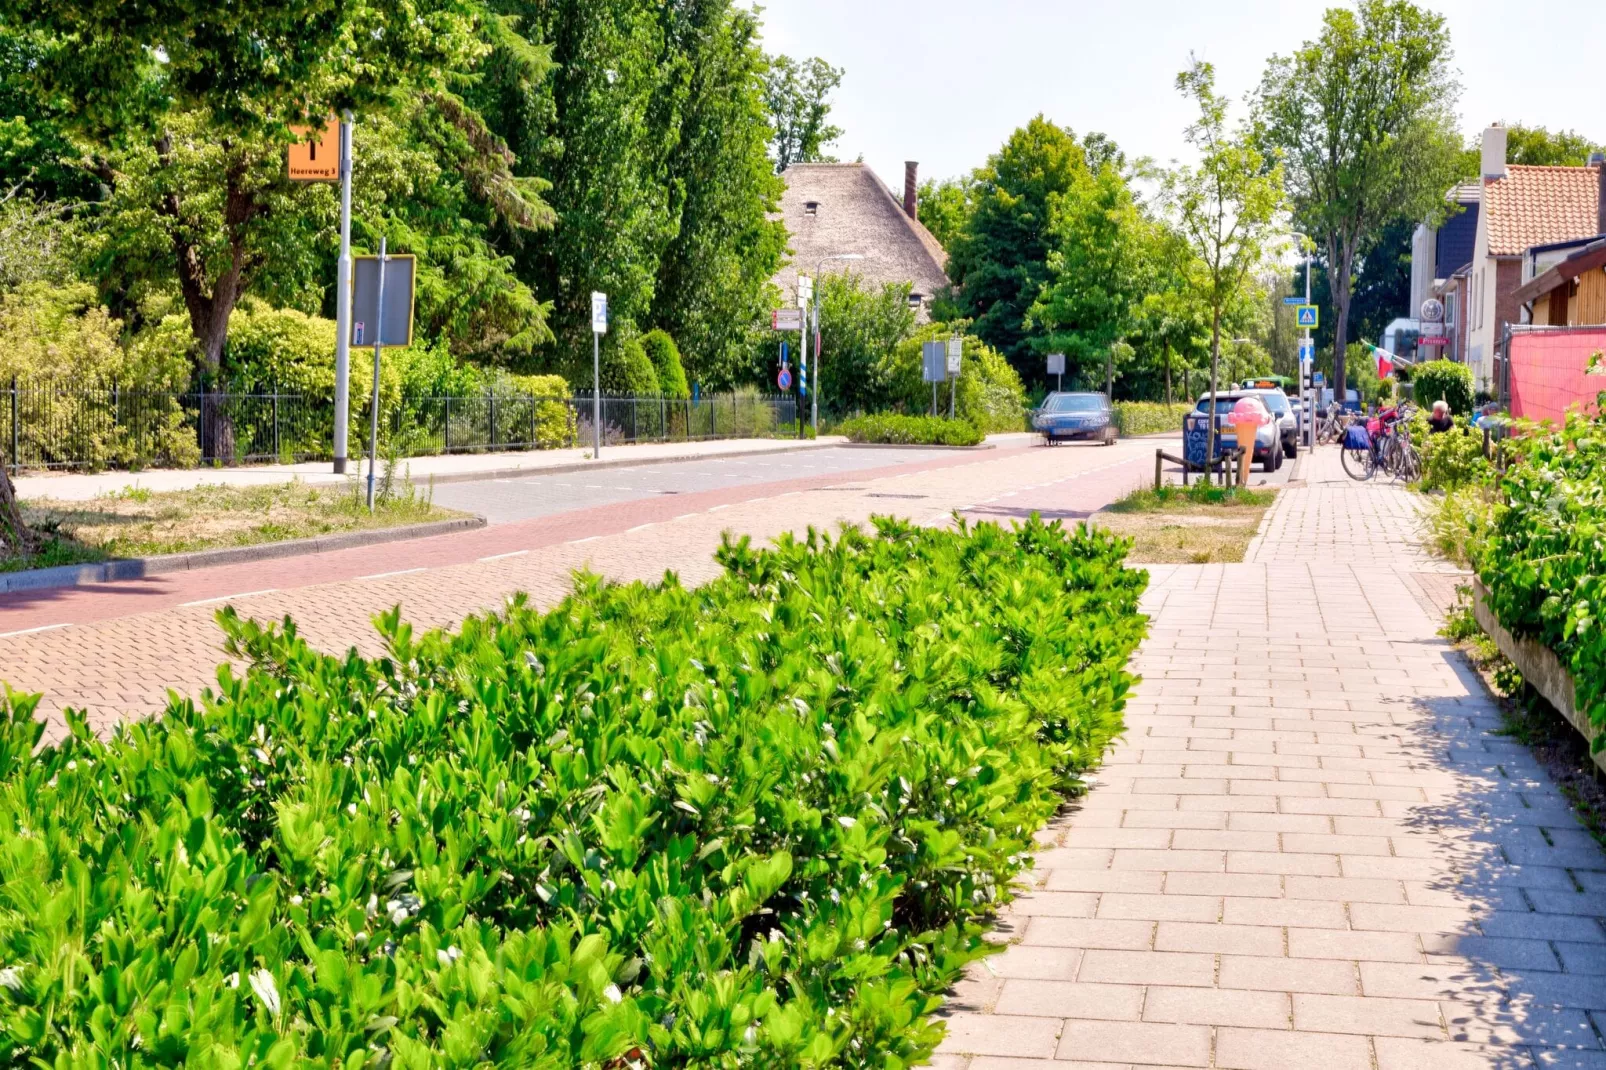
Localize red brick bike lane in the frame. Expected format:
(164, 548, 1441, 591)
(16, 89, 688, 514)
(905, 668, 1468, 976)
(0, 443, 1054, 634)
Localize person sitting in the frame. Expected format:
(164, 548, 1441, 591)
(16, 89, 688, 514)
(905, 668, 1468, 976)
(1428, 400, 1453, 434)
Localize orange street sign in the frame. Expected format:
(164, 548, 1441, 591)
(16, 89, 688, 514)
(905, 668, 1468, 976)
(288, 118, 339, 182)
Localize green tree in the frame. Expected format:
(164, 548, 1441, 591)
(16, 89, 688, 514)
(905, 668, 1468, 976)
(915, 176, 976, 251)
(1255, 0, 1462, 408)
(762, 54, 843, 172)
(813, 271, 916, 415)
(1497, 124, 1605, 167)
(1164, 58, 1286, 461)
(1028, 157, 1150, 390)
(648, 6, 786, 389)
(4, 0, 551, 460)
(947, 116, 1085, 372)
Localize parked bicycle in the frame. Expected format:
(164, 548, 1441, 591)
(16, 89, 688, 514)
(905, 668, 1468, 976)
(1341, 403, 1419, 482)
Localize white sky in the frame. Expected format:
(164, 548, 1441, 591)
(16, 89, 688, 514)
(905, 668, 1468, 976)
(755, 0, 1606, 191)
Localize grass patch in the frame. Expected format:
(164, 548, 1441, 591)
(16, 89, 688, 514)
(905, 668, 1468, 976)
(10, 471, 460, 570)
(1093, 482, 1277, 564)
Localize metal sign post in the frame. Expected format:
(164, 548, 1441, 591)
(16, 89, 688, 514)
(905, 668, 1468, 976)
(922, 341, 947, 416)
(365, 237, 388, 511)
(591, 292, 608, 457)
(332, 113, 354, 474)
(946, 337, 962, 419)
(1047, 353, 1065, 393)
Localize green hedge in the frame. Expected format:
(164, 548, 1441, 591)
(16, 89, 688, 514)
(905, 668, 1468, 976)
(1112, 401, 1189, 438)
(0, 515, 1146, 1067)
(1478, 412, 1606, 737)
(1411, 360, 1474, 416)
(1414, 414, 1490, 492)
(837, 413, 984, 446)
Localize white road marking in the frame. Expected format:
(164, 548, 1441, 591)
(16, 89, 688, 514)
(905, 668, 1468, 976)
(0, 622, 72, 639)
(358, 567, 427, 580)
(708, 504, 731, 512)
(181, 589, 276, 607)
(626, 523, 656, 533)
(673, 514, 697, 521)
(478, 550, 530, 562)
(571, 535, 602, 544)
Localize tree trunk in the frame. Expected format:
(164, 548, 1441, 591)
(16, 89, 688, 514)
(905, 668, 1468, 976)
(1330, 242, 1354, 409)
(0, 462, 35, 558)
(158, 134, 258, 464)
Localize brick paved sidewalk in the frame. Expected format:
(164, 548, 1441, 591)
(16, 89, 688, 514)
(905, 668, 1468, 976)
(933, 444, 1606, 1070)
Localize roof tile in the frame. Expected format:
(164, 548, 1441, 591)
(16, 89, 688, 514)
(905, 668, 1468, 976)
(1483, 164, 1602, 256)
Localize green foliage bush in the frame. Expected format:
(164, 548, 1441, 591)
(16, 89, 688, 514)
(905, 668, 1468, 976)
(1111, 401, 1189, 437)
(1415, 415, 1490, 492)
(882, 327, 1027, 433)
(640, 330, 690, 400)
(600, 336, 661, 396)
(1411, 360, 1474, 415)
(838, 413, 984, 446)
(1477, 410, 1606, 738)
(0, 515, 1146, 1066)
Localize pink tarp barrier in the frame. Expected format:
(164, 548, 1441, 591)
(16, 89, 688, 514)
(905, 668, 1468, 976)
(1508, 328, 1606, 426)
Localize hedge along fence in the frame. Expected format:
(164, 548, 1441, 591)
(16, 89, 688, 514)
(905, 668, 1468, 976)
(1112, 402, 1189, 438)
(0, 514, 1147, 1067)
(1477, 410, 1606, 743)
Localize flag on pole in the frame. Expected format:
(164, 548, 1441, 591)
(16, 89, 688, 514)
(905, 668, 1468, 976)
(1376, 351, 1393, 379)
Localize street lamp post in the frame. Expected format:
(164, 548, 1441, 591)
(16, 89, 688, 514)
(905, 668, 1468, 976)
(810, 253, 864, 433)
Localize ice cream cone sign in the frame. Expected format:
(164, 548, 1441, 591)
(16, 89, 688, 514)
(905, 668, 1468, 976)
(1229, 396, 1270, 485)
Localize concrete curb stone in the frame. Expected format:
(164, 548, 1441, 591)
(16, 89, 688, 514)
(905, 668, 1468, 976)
(0, 515, 486, 594)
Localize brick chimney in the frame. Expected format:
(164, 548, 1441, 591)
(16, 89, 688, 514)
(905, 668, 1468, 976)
(903, 161, 918, 221)
(1593, 153, 1606, 235)
(1481, 124, 1507, 182)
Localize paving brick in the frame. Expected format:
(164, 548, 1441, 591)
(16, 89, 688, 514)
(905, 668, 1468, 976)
(1215, 1026, 1374, 1070)
(1373, 1036, 1538, 1069)
(1076, 950, 1215, 987)
(939, 1013, 1064, 1058)
(1153, 922, 1285, 957)
(1095, 893, 1221, 923)
(1292, 993, 1445, 1039)
(1221, 896, 1349, 928)
(991, 979, 1143, 1021)
(1217, 954, 1359, 995)
(1053, 1020, 1211, 1067)
(1142, 985, 1292, 1028)
(1023, 918, 1156, 951)
(1288, 927, 1425, 963)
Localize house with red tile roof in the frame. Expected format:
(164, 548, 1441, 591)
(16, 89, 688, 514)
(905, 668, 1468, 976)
(1464, 124, 1604, 392)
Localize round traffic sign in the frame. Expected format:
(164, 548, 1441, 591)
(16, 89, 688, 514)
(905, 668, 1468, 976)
(777, 366, 793, 390)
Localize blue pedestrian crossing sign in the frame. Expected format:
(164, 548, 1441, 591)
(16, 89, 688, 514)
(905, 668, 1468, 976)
(1295, 305, 1319, 328)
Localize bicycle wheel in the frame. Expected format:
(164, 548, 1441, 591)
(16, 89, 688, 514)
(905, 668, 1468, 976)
(1394, 441, 1421, 483)
(1341, 441, 1375, 480)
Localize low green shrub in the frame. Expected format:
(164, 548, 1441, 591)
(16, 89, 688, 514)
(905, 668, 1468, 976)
(1111, 402, 1188, 438)
(1477, 410, 1606, 736)
(837, 413, 984, 446)
(0, 515, 1146, 1067)
(1415, 415, 1491, 492)
(1412, 360, 1475, 416)
(640, 330, 690, 400)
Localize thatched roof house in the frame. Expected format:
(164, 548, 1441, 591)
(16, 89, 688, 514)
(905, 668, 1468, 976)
(773, 162, 950, 320)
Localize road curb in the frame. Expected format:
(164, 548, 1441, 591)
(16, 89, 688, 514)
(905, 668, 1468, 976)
(0, 515, 487, 595)
(839, 442, 996, 451)
(405, 440, 839, 486)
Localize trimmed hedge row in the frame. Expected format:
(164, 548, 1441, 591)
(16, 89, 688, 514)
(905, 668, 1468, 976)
(1477, 412, 1606, 736)
(1112, 402, 1189, 438)
(837, 413, 984, 446)
(0, 514, 1147, 1067)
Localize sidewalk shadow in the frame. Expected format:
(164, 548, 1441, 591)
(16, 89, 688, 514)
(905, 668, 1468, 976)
(1386, 657, 1606, 1064)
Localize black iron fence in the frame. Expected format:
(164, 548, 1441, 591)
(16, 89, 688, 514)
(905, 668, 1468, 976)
(2, 378, 802, 472)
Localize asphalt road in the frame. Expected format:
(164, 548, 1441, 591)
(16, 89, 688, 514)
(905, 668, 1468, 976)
(431, 444, 999, 524)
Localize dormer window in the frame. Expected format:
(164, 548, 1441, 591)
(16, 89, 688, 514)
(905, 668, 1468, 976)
(908, 292, 924, 308)
(803, 201, 819, 216)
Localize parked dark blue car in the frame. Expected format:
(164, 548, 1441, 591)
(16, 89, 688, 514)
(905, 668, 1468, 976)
(1032, 392, 1116, 446)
